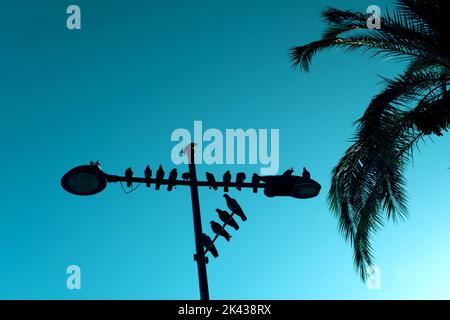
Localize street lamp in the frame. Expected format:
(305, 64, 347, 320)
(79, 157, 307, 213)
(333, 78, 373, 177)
(60, 144, 321, 300)
(61, 165, 107, 196)
(260, 175, 321, 199)
(62, 166, 321, 199)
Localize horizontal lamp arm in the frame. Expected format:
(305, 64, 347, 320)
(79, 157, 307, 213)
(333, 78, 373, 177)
(105, 174, 266, 189)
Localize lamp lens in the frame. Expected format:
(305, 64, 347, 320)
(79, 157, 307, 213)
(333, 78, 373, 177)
(67, 173, 99, 194)
(291, 184, 319, 199)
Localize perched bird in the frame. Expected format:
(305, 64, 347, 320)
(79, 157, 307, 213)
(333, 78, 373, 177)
(167, 168, 178, 191)
(205, 172, 218, 190)
(216, 209, 239, 230)
(236, 172, 246, 191)
(201, 233, 218, 258)
(251, 173, 260, 193)
(183, 143, 197, 163)
(210, 221, 232, 242)
(222, 170, 231, 192)
(90, 160, 101, 168)
(302, 167, 311, 180)
(155, 165, 165, 190)
(125, 167, 133, 188)
(181, 172, 190, 181)
(223, 194, 247, 221)
(144, 165, 152, 188)
(283, 167, 294, 176)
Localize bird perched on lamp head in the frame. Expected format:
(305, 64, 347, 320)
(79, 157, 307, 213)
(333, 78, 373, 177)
(302, 167, 311, 180)
(90, 160, 101, 168)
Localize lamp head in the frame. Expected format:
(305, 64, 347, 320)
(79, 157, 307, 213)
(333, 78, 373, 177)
(61, 165, 107, 196)
(260, 175, 321, 199)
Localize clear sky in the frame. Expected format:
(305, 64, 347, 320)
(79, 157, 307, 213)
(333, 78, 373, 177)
(1, 0, 449, 299)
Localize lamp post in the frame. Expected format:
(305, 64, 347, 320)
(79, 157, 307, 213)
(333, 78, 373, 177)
(61, 144, 321, 300)
(185, 144, 210, 300)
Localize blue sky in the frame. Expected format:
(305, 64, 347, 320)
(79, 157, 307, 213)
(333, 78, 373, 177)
(1, 0, 450, 299)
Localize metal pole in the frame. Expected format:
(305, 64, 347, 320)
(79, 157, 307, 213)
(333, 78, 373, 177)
(185, 143, 210, 301)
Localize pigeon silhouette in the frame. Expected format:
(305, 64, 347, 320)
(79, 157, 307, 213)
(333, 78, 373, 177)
(236, 172, 246, 191)
(183, 143, 197, 163)
(251, 173, 260, 193)
(155, 165, 164, 190)
(125, 167, 133, 188)
(181, 172, 190, 181)
(223, 194, 247, 221)
(167, 168, 178, 191)
(216, 209, 239, 230)
(90, 160, 101, 167)
(205, 172, 218, 190)
(302, 167, 311, 180)
(201, 233, 218, 258)
(144, 165, 152, 188)
(283, 167, 294, 176)
(223, 170, 231, 192)
(210, 221, 232, 241)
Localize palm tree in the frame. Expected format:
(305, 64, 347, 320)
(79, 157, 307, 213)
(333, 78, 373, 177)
(290, 0, 450, 281)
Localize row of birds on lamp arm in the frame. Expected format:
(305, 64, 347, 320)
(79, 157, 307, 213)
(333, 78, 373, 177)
(201, 194, 248, 259)
(120, 165, 311, 192)
(123, 165, 253, 192)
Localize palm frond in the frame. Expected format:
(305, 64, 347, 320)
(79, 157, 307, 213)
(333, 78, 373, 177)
(321, 7, 436, 41)
(396, 0, 445, 35)
(407, 94, 450, 135)
(291, 34, 449, 72)
(294, 0, 450, 282)
(329, 117, 419, 279)
(291, 3, 450, 72)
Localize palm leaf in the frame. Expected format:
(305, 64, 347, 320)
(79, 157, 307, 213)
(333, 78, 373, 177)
(293, 0, 450, 281)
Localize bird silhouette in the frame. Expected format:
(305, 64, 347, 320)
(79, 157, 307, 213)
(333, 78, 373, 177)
(302, 167, 311, 180)
(236, 172, 246, 191)
(216, 209, 239, 230)
(223, 170, 231, 192)
(205, 172, 218, 190)
(167, 168, 178, 191)
(223, 194, 247, 221)
(183, 143, 197, 163)
(125, 167, 133, 188)
(144, 165, 152, 188)
(283, 167, 294, 176)
(90, 160, 101, 168)
(251, 173, 260, 193)
(155, 165, 164, 190)
(210, 221, 232, 241)
(181, 172, 190, 181)
(201, 233, 218, 258)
